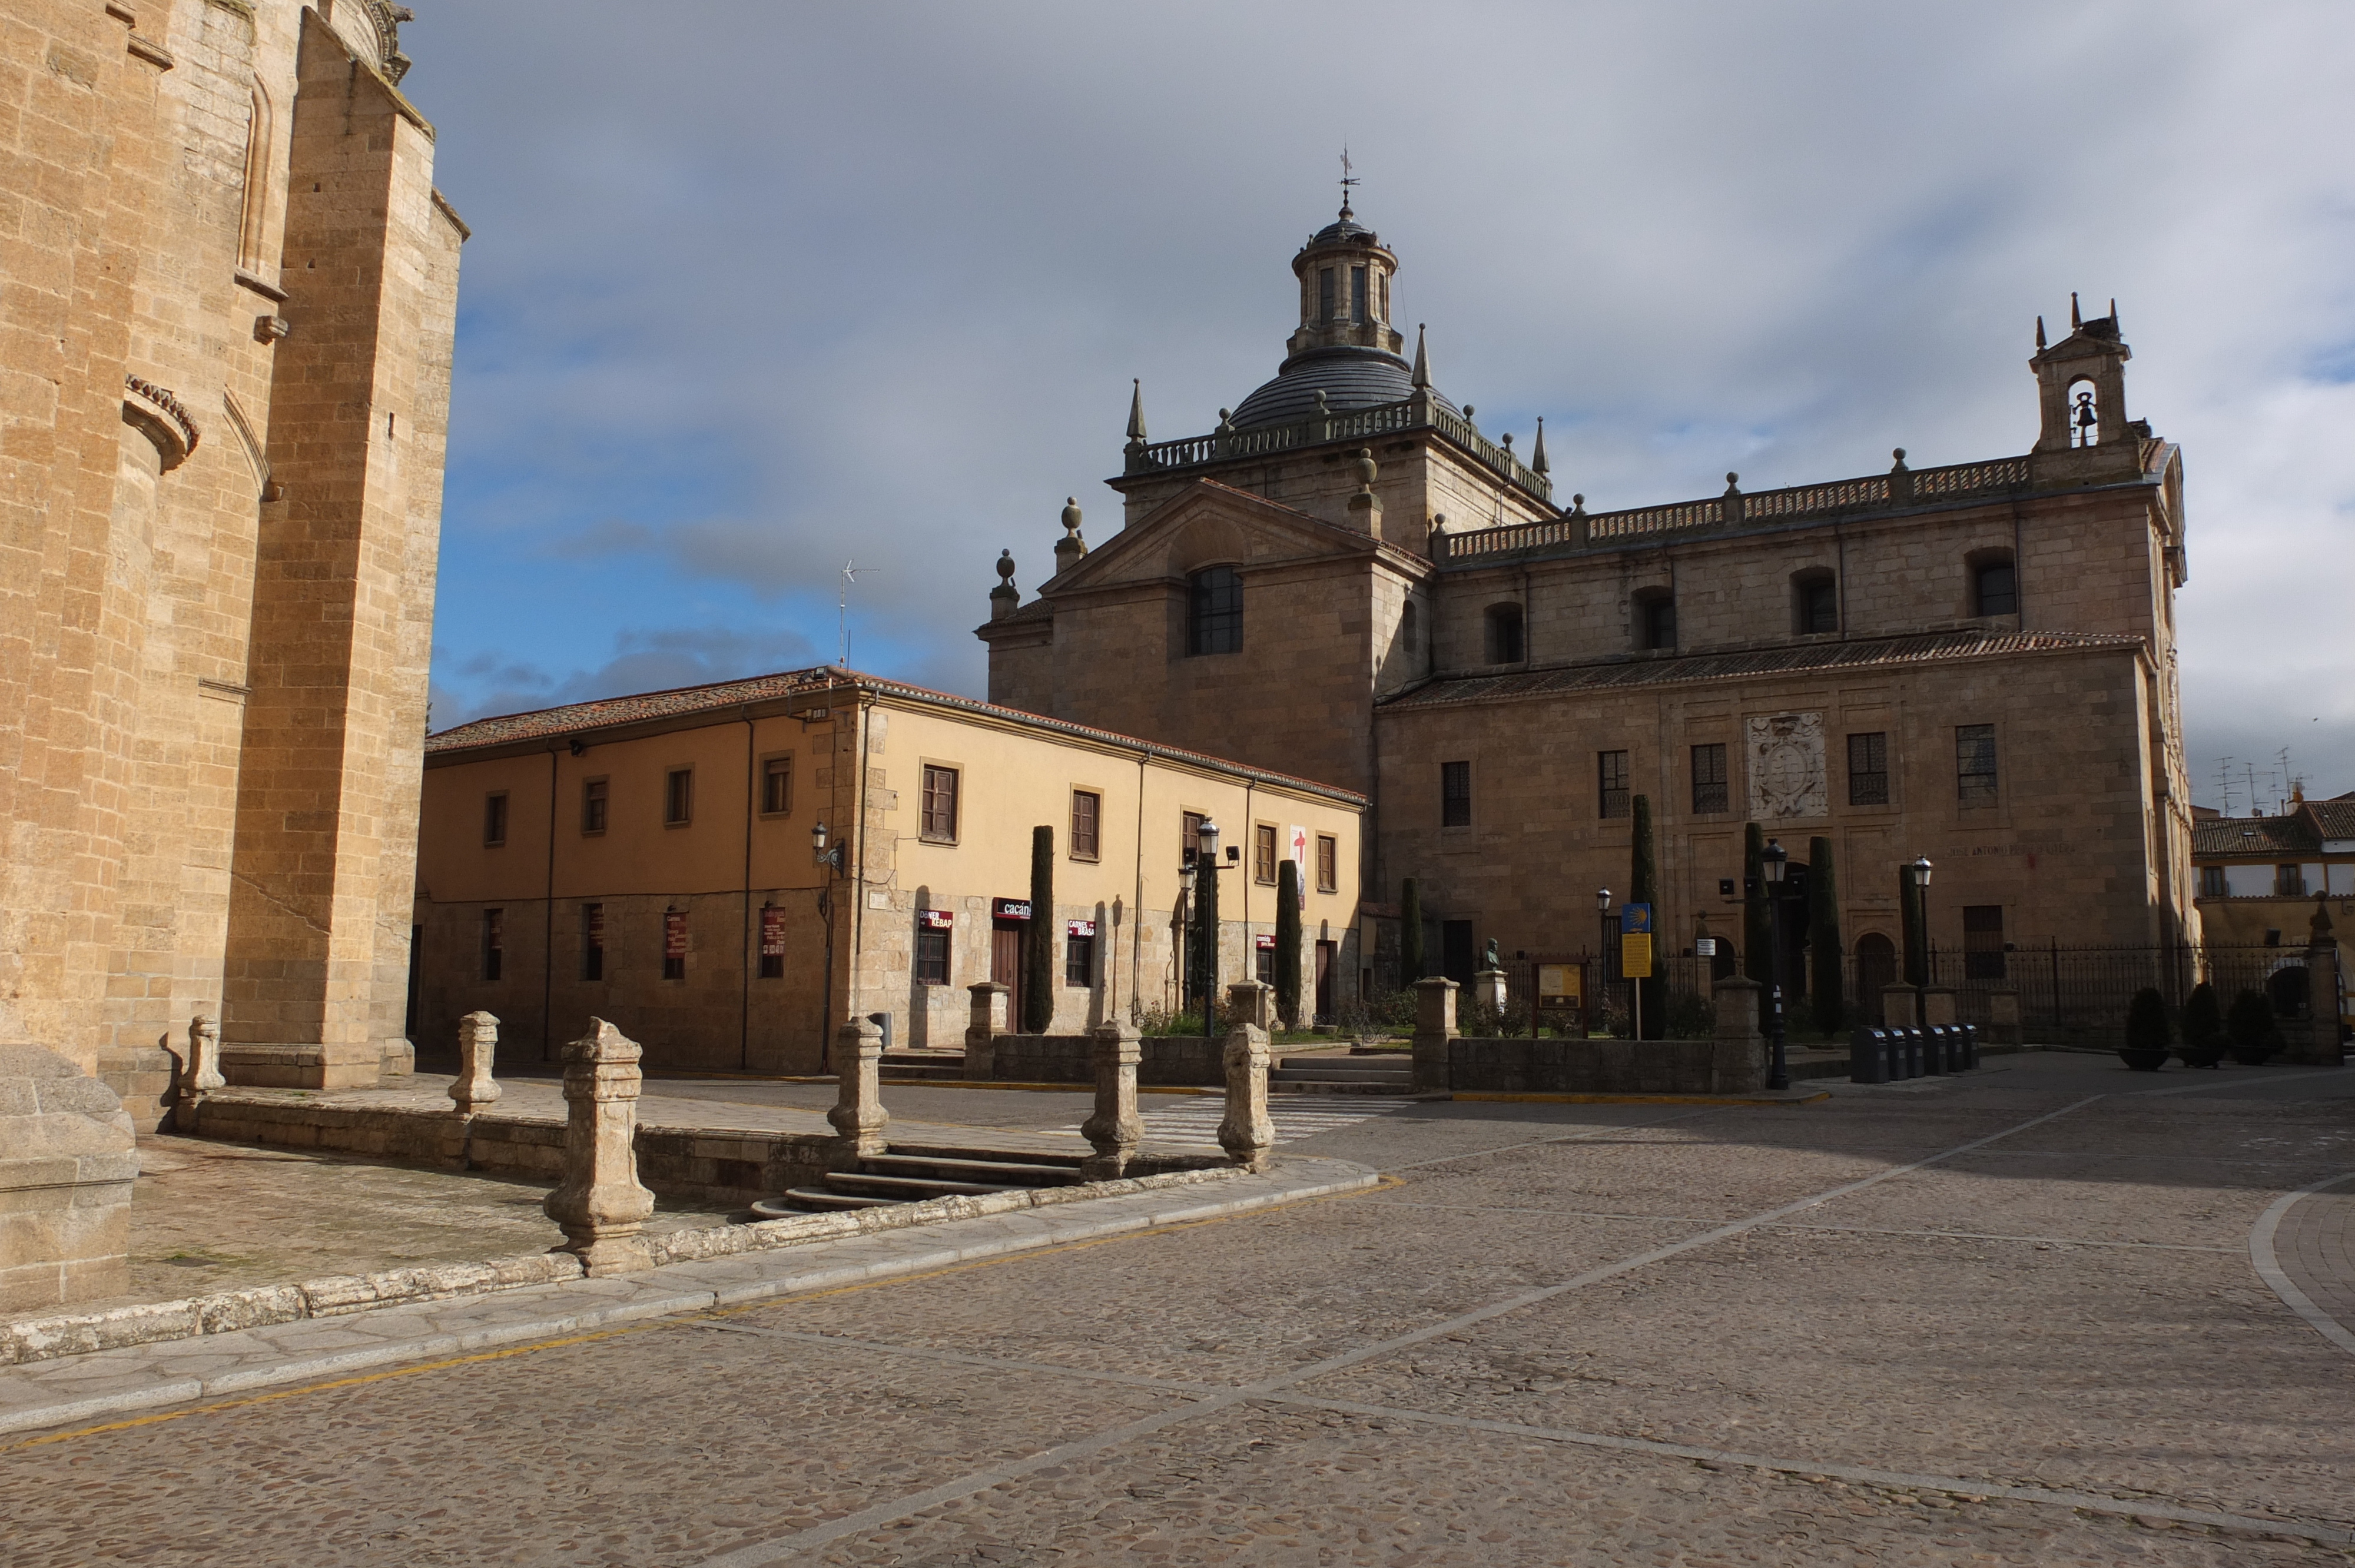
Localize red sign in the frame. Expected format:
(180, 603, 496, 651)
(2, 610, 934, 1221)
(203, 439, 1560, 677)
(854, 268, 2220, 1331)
(1067, 919, 1096, 938)
(759, 905, 786, 958)
(585, 905, 605, 945)
(991, 898, 1031, 921)
(663, 909, 687, 959)
(1255, 934, 1276, 951)
(919, 909, 954, 931)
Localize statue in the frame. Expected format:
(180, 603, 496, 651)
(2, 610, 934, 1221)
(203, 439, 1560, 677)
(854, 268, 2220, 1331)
(1482, 938, 1500, 971)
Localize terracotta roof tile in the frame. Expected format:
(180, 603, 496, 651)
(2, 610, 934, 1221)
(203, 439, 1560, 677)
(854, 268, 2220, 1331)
(1376, 630, 2145, 712)
(2192, 816, 2317, 859)
(2302, 800, 2355, 841)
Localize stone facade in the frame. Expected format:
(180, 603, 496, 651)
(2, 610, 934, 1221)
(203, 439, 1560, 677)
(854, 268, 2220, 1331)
(412, 670, 1365, 1074)
(1, 2, 462, 1105)
(978, 211, 2197, 1000)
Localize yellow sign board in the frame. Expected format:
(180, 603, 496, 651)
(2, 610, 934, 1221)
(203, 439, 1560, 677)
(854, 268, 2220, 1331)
(1620, 933, 1653, 978)
(1537, 964, 1582, 1004)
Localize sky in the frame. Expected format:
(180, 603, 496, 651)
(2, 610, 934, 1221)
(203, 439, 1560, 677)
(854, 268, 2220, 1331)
(404, 1, 2355, 815)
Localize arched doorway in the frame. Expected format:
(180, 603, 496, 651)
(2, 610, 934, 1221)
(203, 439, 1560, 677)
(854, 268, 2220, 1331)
(1855, 933, 1897, 1024)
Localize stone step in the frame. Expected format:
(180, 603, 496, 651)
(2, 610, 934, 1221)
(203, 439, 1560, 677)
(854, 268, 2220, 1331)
(1275, 1059, 1409, 1078)
(824, 1171, 1021, 1200)
(1268, 1078, 1418, 1096)
(861, 1152, 1082, 1185)
(759, 1188, 897, 1214)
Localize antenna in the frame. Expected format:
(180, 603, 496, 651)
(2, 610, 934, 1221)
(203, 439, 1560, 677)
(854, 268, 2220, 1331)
(837, 560, 880, 668)
(2215, 756, 2235, 818)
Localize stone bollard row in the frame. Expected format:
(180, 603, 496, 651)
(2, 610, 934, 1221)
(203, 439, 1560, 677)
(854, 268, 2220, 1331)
(1080, 1017, 1142, 1179)
(452, 1010, 502, 1112)
(1218, 981, 1276, 1171)
(828, 1015, 890, 1164)
(172, 1014, 223, 1132)
(543, 1018, 657, 1275)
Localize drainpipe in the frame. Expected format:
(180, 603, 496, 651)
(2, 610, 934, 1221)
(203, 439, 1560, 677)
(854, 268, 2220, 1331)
(542, 744, 559, 1062)
(741, 709, 755, 1071)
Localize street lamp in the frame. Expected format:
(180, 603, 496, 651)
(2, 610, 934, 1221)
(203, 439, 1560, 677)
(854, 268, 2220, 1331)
(1907, 855, 1934, 1026)
(811, 819, 845, 874)
(1761, 838, 1790, 1091)
(1190, 820, 1225, 1040)
(1595, 888, 1613, 1037)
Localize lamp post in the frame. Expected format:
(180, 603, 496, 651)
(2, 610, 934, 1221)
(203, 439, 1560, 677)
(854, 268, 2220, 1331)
(811, 819, 845, 875)
(1762, 839, 1790, 1091)
(1192, 819, 1226, 1041)
(1596, 887, 1613, 1035)
(1907, 855, 1934, 1028)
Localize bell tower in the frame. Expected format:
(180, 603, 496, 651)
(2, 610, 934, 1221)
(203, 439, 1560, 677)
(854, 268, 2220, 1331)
(2030, 294, 2142, 483)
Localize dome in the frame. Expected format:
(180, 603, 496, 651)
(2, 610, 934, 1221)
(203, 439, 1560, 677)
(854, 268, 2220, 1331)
(1308, 213, 1376, 248)
(1228, 346, 1459, 430)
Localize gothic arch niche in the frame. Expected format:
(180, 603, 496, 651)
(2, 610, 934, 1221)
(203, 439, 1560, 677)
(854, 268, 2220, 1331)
(1400, 598, 1419, 653)
(237, 82, 274, 274)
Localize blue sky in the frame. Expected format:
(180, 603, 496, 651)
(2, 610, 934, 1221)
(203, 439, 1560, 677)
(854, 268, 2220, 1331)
(404, 1, 2355, 812)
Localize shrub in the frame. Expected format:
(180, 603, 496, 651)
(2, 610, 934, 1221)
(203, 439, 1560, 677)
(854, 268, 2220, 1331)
(2124, 987, 2171, 1053)
(1664, 986, 1718, 1039)
(1463, 994, 1533, 1037)
(2181, 982, 2223, 1049)
(2227, 988, 2277, 1054)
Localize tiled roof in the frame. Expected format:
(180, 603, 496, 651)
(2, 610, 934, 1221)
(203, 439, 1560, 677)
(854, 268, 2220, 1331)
(2304, 800, 2355, 841)
(2192, 816, 2317, 859)
(1376, 630, 2145, 712)
(426, 666, 1365, 805)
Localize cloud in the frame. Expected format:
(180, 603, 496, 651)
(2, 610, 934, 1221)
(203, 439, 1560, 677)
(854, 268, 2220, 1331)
(430, 624, 825, 731)
(403, 0, 2355, 804)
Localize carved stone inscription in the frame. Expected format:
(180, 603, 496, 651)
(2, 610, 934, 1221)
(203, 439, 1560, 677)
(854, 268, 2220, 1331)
(1746, 712, 1827, 819)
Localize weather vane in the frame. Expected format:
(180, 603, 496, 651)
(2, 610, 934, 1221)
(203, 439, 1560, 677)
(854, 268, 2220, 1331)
(838, 559, 880, 667)
(1338, 146, 1357, 212)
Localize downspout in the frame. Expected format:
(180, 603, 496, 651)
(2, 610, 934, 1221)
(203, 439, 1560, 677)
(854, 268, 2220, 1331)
(849, 689, 873, 1035)
(542, 744, 558, 1062)
(1132, 751, 1147, 1021)
(741, 709, 755, 1071)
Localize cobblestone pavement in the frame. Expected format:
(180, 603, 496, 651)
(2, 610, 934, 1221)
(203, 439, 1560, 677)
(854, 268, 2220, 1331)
(6, 1055, 2353, 1564)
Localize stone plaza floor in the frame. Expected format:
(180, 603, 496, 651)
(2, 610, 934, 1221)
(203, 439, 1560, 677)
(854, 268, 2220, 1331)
(4, 1052, 2353, 1564)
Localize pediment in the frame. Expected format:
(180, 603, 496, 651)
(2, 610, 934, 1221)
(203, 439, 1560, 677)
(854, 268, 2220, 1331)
(1043, 480, 1389, 597)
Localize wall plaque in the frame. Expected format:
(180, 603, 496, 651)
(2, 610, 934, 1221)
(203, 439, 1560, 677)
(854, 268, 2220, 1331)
(1746, 712, 1827, 819)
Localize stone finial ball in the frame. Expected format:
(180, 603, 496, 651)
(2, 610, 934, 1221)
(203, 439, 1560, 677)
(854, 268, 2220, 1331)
(1061, 497, 1082, 534)
(1355, 448, 1377, 488)
(1726, 471, 1740, 485)
(995, 549, 1016, 583)
(1893, 447, 1906, 462)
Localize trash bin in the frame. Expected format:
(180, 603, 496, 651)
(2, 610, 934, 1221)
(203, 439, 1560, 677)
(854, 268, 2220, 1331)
(1849, 1027, 1891, 1084)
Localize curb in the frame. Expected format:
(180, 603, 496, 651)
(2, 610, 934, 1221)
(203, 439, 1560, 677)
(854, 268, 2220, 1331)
(1448, 1090, 1831, 1107)
(0, 1157, 1376, 1440)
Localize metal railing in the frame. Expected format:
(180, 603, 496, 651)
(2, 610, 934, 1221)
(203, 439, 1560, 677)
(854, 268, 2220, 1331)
(1125, 394, 1552, 503)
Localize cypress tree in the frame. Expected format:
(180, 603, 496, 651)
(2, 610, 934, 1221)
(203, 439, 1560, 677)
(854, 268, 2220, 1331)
(1808, 835, 1843, 1034)
(1023, 825, 1054, 1032)
(1631, 795, 1662, 1038)
(1275, 859, 1303, 1028)
(1743, 823, 1771, 985)
(1399, 877, 1424, 988)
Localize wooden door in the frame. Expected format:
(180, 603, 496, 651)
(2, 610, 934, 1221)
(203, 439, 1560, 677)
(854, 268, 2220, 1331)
(1314, 940, 1335, 1023)
(991, 925, 1024, 1031)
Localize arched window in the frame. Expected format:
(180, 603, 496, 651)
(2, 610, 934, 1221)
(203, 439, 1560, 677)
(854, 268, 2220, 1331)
(1633, 589, 1676, 650)
(1792, 569, 1837, 635)
(1483, 602, 1523, 663)
(1401, 599, 1419, 653)
(1185, 565, 1242, 656)
(1971, 552, 2018, 617)
(2067, 378, 2100, 447)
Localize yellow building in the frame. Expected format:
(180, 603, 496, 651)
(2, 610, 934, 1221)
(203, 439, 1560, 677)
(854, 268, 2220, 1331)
(414, 668, 1365, 1074)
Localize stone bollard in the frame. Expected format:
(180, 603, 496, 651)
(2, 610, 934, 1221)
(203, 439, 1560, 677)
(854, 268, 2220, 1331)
(827, 1014, 889, 1165)
(1880, 983, 1923, 1029)
(964, 981, 1008, 1081)
(1080, 1016, 1142, 1180)
(1411, 976, 1459, 1094)
(1218, 981, 1276, 1171)
(1984, 988, 2023, 1047)
(543, 1018, 656, 1275)
(451, 1011, 502, 1112)
(1709, 975, 1766, 1093)
(172, 1014, 224, 1133)
(1921, 986, 1959, 1027)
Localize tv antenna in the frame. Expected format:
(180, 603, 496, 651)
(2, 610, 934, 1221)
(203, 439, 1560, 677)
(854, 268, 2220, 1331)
(2214, 756, 2235, 817)
(837, 560, 880, 667)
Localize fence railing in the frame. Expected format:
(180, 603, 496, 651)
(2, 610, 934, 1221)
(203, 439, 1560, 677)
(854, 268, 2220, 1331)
(1125, 394, 1552, 503)
(1846, 941, 2321, 1043)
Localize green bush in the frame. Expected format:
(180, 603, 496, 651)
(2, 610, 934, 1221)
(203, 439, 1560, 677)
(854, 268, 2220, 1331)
(2124, 987, 2171, 1053)
(1663, 986, 1718, 1039)
(2181, 982, 2223, 1048)
(2227, 988, 2277, 1054)
(1463, 994, 1533, 1037)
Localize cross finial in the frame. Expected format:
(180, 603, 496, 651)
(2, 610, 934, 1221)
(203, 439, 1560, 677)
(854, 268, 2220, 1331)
(1338, 147, 1357, 218)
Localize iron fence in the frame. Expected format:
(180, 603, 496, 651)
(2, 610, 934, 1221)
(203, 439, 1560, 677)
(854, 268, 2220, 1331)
(1847, 941, 2322, 1044)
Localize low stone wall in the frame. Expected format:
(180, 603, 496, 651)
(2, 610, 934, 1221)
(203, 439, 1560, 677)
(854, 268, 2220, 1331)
(974, 1033, 1223, 1087)
(1440, 1035, 1766, 1096)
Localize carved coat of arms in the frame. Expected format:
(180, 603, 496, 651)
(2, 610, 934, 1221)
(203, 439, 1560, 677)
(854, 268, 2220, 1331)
(1746, 712, 1827, 819)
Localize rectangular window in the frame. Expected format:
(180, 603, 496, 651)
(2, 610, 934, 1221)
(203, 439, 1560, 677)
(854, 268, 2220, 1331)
(1316, 834, 1338, 893)
(758, 903, 785, 979)
(1848, 732, 1890, 806)
(1350, 264, 1367, 323)
(1598, 750, 1630, 819)
(1182, 810, 1206, 866)
(914, 927, 950, 985)
(1799, 578, 1837, 634)
(483, 792, 508, 847)
(1955, 725, 1997, 805)
(1255, 823, 1278, 883)
(921, 765, 960, 842)
(1255, 941, 1274, 985)
(482, 908, 503, 982)
(664, 768, 693, 826)
(761, 756, 791, 816)
(1962, 904, 2006, 979)
(1441, 760, 1472, 828)
(582, 903, 604, 982)
(1064, 931, 1094, 988)
(581, 778, 608, 834)
(1690, 743, 1728, 815)
(1318, 266, 1335, 321)
(1070, 790, 1100, 861)
(1641, 597, 1676, 650)
(2276, 864, 2305, 896)
(662, 907, 686, 981)
(2198, 865, 2226, 899)
(1975, 562, 2019, 617)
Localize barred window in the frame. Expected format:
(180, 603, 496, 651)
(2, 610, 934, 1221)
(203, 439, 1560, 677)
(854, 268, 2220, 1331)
(1316, 834, 1338, 893)
(1598, 750, 1630, 819)
(915, 928, 950, 985)
(1955, 725, 1998, 805)
(1848, 732, 1889, 806)
(1255, 823, 1278, 883)
(1186, 566, 1242, 656)
(1064, 932, 1094, 987)
(1070, 790, 1100, 861)
(1441, 761, 1472, 828)
(1963, 904, 2006, 979)
(1690, 743, 1728, 815)
(921, 765, 960, 841)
